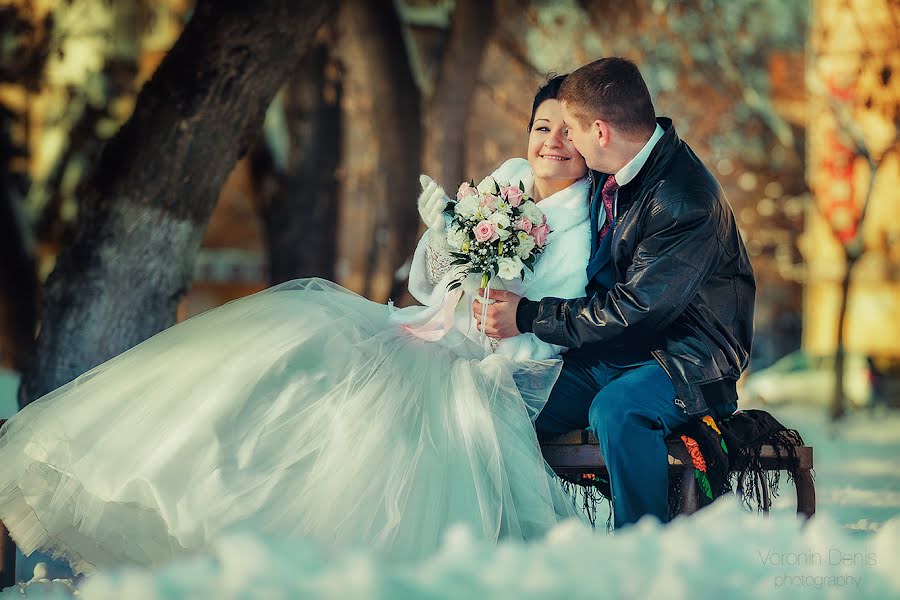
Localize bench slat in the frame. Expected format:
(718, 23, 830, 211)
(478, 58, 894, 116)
(541, 441, 813, 471)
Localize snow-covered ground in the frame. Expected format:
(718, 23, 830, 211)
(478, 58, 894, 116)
(2, 389, 898, 599)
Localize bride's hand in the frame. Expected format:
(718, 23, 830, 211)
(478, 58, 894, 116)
(473, 289, 523, 339)
(417, 175, 450, 232)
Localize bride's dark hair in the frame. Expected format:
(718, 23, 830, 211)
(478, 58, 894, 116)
(527, 73, 568, 130)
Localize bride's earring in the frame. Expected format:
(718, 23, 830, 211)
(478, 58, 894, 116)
(588, 171, 594, 187)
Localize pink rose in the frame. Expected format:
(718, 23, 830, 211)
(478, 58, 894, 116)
(479, 193, 497, 211)
(457, 181, 477, 199)
(530, 223, 550, 247)
(473, 220, 499, 243)
(505, 186, 525, 207)
(514, 216, 533, 233)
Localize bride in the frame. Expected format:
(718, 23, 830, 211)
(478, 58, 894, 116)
(0, 75, 593, 574)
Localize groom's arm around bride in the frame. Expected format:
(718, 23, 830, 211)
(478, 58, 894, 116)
(475, 57, 755, 529)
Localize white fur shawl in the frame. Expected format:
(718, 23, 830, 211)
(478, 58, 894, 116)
(393, 158, 591, 361)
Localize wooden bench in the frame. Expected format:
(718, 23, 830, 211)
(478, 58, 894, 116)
(540, 429, 815, 519)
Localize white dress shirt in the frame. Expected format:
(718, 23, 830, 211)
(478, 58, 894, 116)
(602, 123, 665, 225)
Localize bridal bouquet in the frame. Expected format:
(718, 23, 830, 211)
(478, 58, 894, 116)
(442, 175, 551, 292)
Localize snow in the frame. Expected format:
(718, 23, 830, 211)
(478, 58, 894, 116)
(5, 500, 898, 599)
(2, 402, 898, 599)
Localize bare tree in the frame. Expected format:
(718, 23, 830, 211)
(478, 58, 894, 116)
(814, 94, 899, 420)
(250, 24, 343, 284)
(829, 147, 895, 421)
(808, 0, 900, 420)
(389, 0, 496, 304)
(19, 0, 336, 407)
(337, 0, 422, 302)
(421, 0, 496, 190)
(0, 1, 48, 375)
(0, 170, 36, 374)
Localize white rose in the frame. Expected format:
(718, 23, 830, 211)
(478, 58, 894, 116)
(476, 176, 498, 195)
(455, 195, 479, 219)
(519, 201, 544, 225)
(488, 211, 510, 230)
(496, 256, 525, 280)
(497, 227, 512, 240)
(446, 225, 468, 250)
(516, 231, 536, 258)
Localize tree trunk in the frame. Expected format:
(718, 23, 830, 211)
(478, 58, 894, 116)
(250, 27, 342, 284)
(830, 253, 855, 420)
(337, 0, 421, 302)
(0, 186, 36, 373)
(0, 1, 46, 374)
(19, 0, 336, 407)
(391, 0, 495, 305)
(421, 0, 496, 189)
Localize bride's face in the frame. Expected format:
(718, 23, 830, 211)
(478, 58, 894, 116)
(527, 99, 588, 182)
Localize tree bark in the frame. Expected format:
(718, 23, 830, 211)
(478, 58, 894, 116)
(19, 0, 336, 407)
(0, 183, 36, 373)
(421, 0, 496, 190)
(250, 27, 342, 284)
(390, 0, 496, 305)
(0, 1, 46, 374)
(337, 0, 421, 302)
(831, 253, 855, 421)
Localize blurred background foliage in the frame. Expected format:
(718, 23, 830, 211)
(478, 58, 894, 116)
(0, 0, 898, 415)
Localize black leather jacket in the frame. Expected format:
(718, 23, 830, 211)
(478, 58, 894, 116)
(517, 118, 756, 414)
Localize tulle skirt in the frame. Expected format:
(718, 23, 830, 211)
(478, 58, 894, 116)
(0, 279, 585, 574)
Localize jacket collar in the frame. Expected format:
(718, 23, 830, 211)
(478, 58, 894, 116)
(617, 117, 681, 212)
(588, 117, 681, 212)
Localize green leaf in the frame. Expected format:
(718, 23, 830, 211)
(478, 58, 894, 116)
(695, 469, 714, 500)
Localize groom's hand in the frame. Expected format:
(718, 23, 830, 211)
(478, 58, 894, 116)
(473, 289, 522, 339)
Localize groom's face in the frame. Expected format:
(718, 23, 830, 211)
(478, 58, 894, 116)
(559, 102, 599, 170)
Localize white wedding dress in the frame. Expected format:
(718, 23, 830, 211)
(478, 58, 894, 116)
(0, 159, 593, 574)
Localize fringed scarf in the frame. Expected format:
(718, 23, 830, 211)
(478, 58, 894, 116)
(559, 472, 614, 532)
(720, 409, 809, 511)
(558, 408, 810, 527)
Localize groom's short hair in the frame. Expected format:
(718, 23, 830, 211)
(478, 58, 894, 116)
(559, 57, 656, 141)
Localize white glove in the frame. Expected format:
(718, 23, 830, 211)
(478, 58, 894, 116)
(417, 174, 451, 233)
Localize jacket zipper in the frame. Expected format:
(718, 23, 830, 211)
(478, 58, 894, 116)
(652, 349, 687, 409)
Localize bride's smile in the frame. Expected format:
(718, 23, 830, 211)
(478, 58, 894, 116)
(526, 97, 587, 202)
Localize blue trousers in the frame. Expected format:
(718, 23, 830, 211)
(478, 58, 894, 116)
(535, 353, 737, 529)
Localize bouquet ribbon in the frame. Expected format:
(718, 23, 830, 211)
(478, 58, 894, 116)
(479, 277, 493, 348)
(401, 288, 464, 341)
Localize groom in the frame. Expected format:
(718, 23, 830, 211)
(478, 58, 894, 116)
(474, 57, 756, 529)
